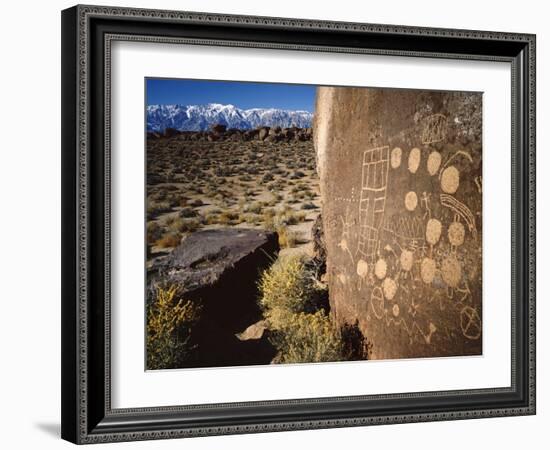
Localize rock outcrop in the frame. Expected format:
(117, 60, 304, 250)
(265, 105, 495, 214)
(146, 126, 313, 143)
(148, 229, 279, 368)
(314, 87, 482, 360)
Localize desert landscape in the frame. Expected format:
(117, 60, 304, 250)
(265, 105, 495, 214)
(145, 81, 483, 371)
(146, 125, 320, 265)
(145, 122, 368, 370)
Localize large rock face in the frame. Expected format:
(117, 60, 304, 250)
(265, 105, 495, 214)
(314, 87, 482, 360)
(149, 229, 279, 367)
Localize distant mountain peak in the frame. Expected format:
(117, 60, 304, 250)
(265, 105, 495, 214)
(146, 103, 313, 132)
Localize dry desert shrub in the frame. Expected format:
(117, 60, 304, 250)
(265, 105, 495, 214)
(147, 200, 172, 219)
(146, 221, 163, 244)
(276, 226, 297, 248)
(258, 256, 342, 364)
(167, 218, 200, 233)
(155, 231, 182, 248)
(146, 285, 202, 369)
(272, 311, 343, 364)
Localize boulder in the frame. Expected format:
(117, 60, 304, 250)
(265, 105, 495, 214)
(236, 320, 268, 341)
(210, 123, 227, 133)
(281, 128, 295, 140)
(314, 87, 482, 360)
(244, 129, 257, 141)
(269, 126, 281, 136)
(229, 132, 243, 142)
(258, 126, 270, 141)
(163, 127, 179, 138)
(265, 134, 280, 143)
(148, 228, 279, 368)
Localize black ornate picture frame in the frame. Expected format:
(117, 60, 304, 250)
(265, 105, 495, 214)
(61, 4, 536, 444)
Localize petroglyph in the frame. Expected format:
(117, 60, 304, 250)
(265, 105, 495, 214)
(441, 255, 462, 288)
(440, 166, 460, 194)
(420, 257, 437, 284)
(408, 147, 421, 173)
(426, 218, 442, 245)
(443, 149, 473, 168)
(370, 286, 385, 319)
(383, 216, 426, 254)
(356, 259, 369, 278)
(440, 194, 477, 238)
(316, 87, 482, 359)
(392, 304, 400, 317)
(338, 207, 356, 265)
(400, 249, 414, 272)
(460, 306, 481, 340)
(391, 147, 402, 169)
(448, 221, 466, 247)
(404, 191, 418, 211)
(357, 146, 389, 263)
(382, 277, 398, 300)
(375, 258, 388, 280)
(427, 151, 442, 176)
(475, 176, 482, 193)
(421, 192, 432, 218)
(422, 113, 447, 144)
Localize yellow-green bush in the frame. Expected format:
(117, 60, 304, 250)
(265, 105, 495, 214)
(258, 256, 342, 363)
(146, 285, 201, 370)
(272, 310, 343, 364)
(276, 226, 297, 248)
(258, 256, 313, 317)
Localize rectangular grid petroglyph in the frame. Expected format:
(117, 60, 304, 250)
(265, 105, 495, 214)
(357, 146, 389, 262)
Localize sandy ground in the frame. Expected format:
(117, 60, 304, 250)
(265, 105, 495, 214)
(146, 136, 320, 266)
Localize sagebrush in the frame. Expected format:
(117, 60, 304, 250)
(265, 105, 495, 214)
(258, 255, 343, 363)
(146, 285, 201, 369)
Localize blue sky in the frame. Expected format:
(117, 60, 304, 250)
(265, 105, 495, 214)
(146, 78, 316, 112)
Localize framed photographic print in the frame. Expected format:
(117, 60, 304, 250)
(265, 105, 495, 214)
(61, 4, 536, 444)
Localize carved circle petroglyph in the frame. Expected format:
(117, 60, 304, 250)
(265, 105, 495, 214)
(427, 151, 442, 175)
(408, 147, 421, 173)
(448, 221, 466, 247)
(356, 259, 369, 278)
(400, 249, 414, 271)
(374, 258, 387, 280)
(441, 255, 462, 288)
(460, 306, 481, 340)
(390, 147, 402, 169)
(405, 191, 418, 211)
(382, 277, 397, 300)
(441, 165, 460, 194)
(421, 257, 437, 284)
(426, 218, 442, 245)
(392, 304, 400, 317)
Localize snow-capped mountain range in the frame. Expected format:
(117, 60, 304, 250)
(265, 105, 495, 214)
(147, 103, 313, 132)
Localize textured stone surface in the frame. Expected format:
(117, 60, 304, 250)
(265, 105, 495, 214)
(314, 87, 482, 360)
